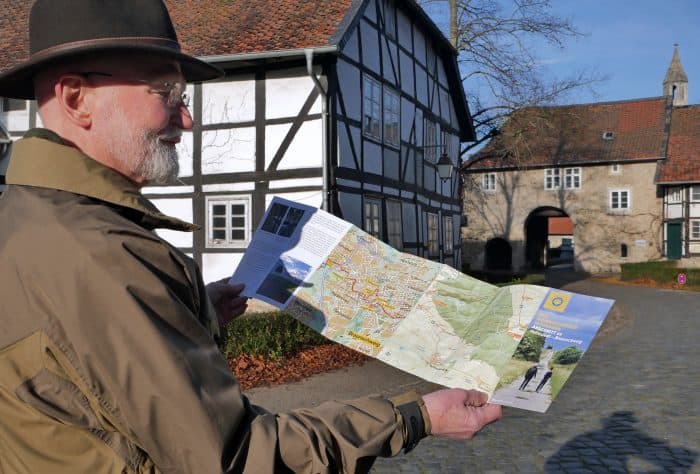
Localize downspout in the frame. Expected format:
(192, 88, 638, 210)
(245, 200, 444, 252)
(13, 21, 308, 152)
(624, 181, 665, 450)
(305, 49, 329, 211)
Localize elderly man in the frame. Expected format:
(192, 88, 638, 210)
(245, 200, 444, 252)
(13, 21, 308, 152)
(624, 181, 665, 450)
(0, 1, 501, 473)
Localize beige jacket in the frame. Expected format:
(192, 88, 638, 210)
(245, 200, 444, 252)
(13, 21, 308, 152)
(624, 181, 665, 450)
(0, 129, 420, 473)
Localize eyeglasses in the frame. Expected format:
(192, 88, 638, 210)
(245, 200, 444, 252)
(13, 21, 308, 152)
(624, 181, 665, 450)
(79, 72, 190, 108)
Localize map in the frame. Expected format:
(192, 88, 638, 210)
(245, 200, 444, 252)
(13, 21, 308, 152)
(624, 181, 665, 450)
(285, 226, 550, 394)
(234, 197, 614, 409)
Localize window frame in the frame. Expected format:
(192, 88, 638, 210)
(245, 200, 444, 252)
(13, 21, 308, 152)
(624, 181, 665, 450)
(691, 186, 700, 202)
(443, 215, 454, 254)
(424, 119, 438, 163)
(544, 168, 561, 190)
(364, 196, 383, 240)
(609, 189, 631, 211)
(691, 220, 700, 240)
(564, 167, 581, 189)
(427, 213, 439, 257)
(482, 173, 497, 192)
(667, 186, 683, 204)
(362, 75, 382, 140)
(386, 199, 403, 250)
(205, 195, 251, 248)
(383, 87, 400, 148)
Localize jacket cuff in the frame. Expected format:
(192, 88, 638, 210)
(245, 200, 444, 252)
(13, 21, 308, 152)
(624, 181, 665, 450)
(389, 390, 431, 453)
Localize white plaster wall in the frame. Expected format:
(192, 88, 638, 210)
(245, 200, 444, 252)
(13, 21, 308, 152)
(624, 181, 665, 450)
(274, 120, 323, 170)
(203, 253, 244, 284)
(201, 78, 255, 125)
(151, 198, 194, 248)
(201, 127, 256, 173)
(266, 73, 320, 119)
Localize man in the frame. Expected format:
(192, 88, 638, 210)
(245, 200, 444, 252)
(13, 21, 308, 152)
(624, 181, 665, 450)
(535, 369, 553, 393)
(519, 365, 538, 391)
(0, 1, 501, 473)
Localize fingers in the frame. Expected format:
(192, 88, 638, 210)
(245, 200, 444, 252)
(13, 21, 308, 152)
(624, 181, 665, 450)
(422, 388, 503, 440)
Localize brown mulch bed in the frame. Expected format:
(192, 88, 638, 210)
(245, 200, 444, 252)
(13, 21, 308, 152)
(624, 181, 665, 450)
(228, 344, 368, 390)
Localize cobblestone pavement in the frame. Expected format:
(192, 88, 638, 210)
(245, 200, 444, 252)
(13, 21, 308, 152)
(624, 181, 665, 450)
(372, 281, 700, 473)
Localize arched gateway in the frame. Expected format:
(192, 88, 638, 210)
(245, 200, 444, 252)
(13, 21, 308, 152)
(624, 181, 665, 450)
(524, 207, 573, 269)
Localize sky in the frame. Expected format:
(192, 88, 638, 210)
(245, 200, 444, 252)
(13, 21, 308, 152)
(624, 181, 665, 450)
(425, 0, 700, 106)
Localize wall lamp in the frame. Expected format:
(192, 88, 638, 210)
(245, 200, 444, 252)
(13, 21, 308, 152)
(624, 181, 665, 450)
(422, 145, 454, 181)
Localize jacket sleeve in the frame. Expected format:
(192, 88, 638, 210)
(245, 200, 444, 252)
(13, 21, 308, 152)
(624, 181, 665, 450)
(44, 224, 410, 473)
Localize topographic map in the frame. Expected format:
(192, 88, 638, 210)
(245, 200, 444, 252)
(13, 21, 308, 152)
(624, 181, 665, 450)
(285, 226, 550, 395)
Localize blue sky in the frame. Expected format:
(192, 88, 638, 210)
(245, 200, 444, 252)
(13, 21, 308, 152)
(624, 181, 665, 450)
(426, 1, 700, 106)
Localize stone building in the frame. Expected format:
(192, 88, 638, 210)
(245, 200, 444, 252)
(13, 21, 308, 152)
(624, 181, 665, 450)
(462, 46, 700, 274)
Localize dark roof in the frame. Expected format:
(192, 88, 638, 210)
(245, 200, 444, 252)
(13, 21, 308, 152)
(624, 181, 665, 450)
(0, 0, 474, 140)
(466, 97, 669, 171)
(656, 105, 700, 184)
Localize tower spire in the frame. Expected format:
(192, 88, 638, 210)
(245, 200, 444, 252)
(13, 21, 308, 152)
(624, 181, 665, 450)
(663, 44, 688, 106)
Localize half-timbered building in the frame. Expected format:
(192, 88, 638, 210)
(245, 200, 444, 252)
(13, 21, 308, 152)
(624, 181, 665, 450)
(0, 0, 473, 282)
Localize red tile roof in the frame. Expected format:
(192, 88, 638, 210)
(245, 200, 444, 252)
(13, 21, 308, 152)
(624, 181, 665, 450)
(466, 97, 669, 171)
(0, 0, 358, 71)
(657, 105, 700, 184)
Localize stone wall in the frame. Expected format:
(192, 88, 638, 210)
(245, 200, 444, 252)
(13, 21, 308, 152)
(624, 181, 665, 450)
(462, 161, 663, 274)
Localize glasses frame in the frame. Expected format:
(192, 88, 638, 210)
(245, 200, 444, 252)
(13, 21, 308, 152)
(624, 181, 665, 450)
(78, 71, 190, 108)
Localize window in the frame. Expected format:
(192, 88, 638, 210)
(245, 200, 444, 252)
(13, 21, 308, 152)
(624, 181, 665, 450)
(383, 0, 396, 39)
(668, 186, 683, 203)
(692, 186, 700, 202)
(621, 243, 628, 258)
(545, 167, 580, 190)
(386, 199, 402, 249)
(609, 189, 630, 211)
(545, 168, 560, 190)
(427, 213, 439, 256)
(383, 88, 400, 147)
(363, 76, 382, 140)
(610, 163, 621, 174)
(1, 98, 26, 112)
(364, 197, 382, 239)
(482, 173, 496, 191)
(424, 119, 438, 162)
(206, 196, 250, 248)
(564, 168, 581, 189)
(602, 131, 614, 140)
(692, 221, 700, 239)
(443, 216, 454, 254)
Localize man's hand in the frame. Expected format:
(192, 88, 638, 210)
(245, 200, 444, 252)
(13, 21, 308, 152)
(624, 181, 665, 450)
(206, 280, 248, 327)
(422, 389, 502, 439)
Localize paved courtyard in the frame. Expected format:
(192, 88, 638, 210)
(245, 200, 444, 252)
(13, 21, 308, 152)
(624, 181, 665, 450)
(248, 280, 700, 473)
(373, 281, 700, 473)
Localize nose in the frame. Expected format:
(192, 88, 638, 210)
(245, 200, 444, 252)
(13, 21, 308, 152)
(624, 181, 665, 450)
(173, 103, 194, 130)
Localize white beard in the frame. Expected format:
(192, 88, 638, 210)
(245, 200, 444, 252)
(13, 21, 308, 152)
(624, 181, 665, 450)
(104, 105, 180, 185)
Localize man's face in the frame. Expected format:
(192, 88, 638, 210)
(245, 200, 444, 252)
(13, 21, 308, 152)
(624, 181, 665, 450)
(88, 56, 193, 185)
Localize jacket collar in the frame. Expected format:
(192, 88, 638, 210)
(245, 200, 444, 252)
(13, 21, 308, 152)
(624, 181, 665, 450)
(6, 128, 197, 231)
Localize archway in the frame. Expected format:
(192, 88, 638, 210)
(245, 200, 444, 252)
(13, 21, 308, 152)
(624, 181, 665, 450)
(485, 238, 512, 270)
(525, 207, 573, 269)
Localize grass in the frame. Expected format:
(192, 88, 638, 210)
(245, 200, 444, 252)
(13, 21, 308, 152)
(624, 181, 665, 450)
(496, 358, 532, 387)
(549, 363, 574, 399)
(620, 260, 700, 291)
(221, 311, 326, 360)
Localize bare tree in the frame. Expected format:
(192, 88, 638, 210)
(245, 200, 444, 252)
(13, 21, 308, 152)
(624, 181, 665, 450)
(422, 0, 602, 154)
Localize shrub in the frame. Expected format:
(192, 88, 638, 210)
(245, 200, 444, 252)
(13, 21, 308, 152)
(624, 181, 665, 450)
(221, 311, 327, 360)
(513, 330, 545, 362)
(553, 346, 583, 365)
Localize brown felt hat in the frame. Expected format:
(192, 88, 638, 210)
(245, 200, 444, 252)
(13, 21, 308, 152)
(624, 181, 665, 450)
(0, 0, 223, 99)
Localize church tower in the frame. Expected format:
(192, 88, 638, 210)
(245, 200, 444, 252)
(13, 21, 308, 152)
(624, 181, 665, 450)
(663, 44, 688, 106)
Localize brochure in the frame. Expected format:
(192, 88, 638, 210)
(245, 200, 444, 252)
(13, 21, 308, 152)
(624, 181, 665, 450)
(231, 197, 614, 412)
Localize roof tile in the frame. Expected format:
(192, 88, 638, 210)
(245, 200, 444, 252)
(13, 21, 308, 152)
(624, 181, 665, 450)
(657, 105, 700, 183)
(467, 97, 669, 170)
(0, 0, 356, 71)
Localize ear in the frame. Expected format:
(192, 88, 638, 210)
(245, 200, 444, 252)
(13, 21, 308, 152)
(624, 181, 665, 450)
(54, 74, 92, 128)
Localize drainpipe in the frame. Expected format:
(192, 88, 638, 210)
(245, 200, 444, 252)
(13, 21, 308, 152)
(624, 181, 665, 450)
(305, 49, 329, 211)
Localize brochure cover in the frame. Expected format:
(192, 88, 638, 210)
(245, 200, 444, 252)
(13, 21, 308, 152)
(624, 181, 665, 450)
(231, 197, 614, 412)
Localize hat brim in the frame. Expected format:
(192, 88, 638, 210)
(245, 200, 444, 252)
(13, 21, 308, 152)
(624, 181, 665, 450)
(0, 43, 224, 100)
